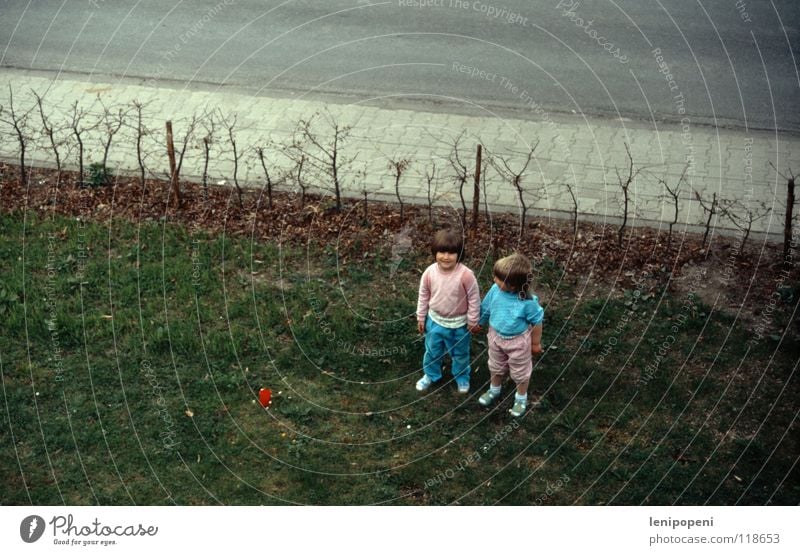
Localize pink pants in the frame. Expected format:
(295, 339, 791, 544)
(487, 327, 532, 384)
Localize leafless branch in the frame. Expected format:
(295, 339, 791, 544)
(720, 198, 770, 253)
(489, 142, 539, 237)
(32, 90, 68, 185)
(655, 161, 690, 249)
(389, 157, 411, 222)
(694, 189, 719, 250)
(424, 162, 439, 224)
(448, 131, 470, 228)
(295, 110, 357, 212)
(615, 143, 643, 247)
(770, 162, 797, 262)
(128, 100, 153, 191)
(563, 182, 579, 239)
(98, 98, 129, 183)
(0, 86, 32, 187)
(256, 142, 283, 210)
(67, 99, 99, 186)
(219, 110, 244, 209)
(199, 114, 217, 202)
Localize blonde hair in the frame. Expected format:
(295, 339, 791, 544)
(493, 253, 533, 297)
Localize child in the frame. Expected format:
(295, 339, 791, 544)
(478, 253, 544, 417)
(415, 229, 481, 393)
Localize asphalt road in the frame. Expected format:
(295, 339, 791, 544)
(1, 0, 798, 131)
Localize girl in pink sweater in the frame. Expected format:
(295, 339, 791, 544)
(415, 230, 481, 393)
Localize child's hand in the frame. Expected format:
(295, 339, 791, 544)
(531, 343, 543, 355)
(417, 321, 425, 335)
(468, 324, 482, 334)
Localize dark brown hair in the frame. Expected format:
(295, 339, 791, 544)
(431, 229, 465, 262)
(493, 253, 533, 297)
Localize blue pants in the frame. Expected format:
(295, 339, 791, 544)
(422, 316, 472, 386)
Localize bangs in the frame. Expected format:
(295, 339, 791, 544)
(431, 230, 465, 261)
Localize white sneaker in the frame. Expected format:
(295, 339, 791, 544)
(416, 375, 434, 391)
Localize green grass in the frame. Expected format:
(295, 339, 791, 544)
(1, 211, 797, 505)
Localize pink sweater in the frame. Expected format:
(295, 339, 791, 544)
(416, 263, 481, 326)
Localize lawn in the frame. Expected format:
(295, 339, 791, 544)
(1, 210, 797, 505)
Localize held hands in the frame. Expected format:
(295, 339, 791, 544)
(531, 342, 544, 355)
(417, 321, 425, 335)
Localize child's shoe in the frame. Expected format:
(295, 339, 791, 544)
(478, 388, 501, 407)
(509, 400, 527, 417)
(457, 382, 470, 394)
(416, 375, 434, 391)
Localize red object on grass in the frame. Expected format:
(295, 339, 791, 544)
(259, 388, 272, 407)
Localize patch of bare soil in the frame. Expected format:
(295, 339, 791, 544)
(671, 241, 797, 335)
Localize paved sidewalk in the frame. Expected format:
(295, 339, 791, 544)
(1, 69, 797, 238)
